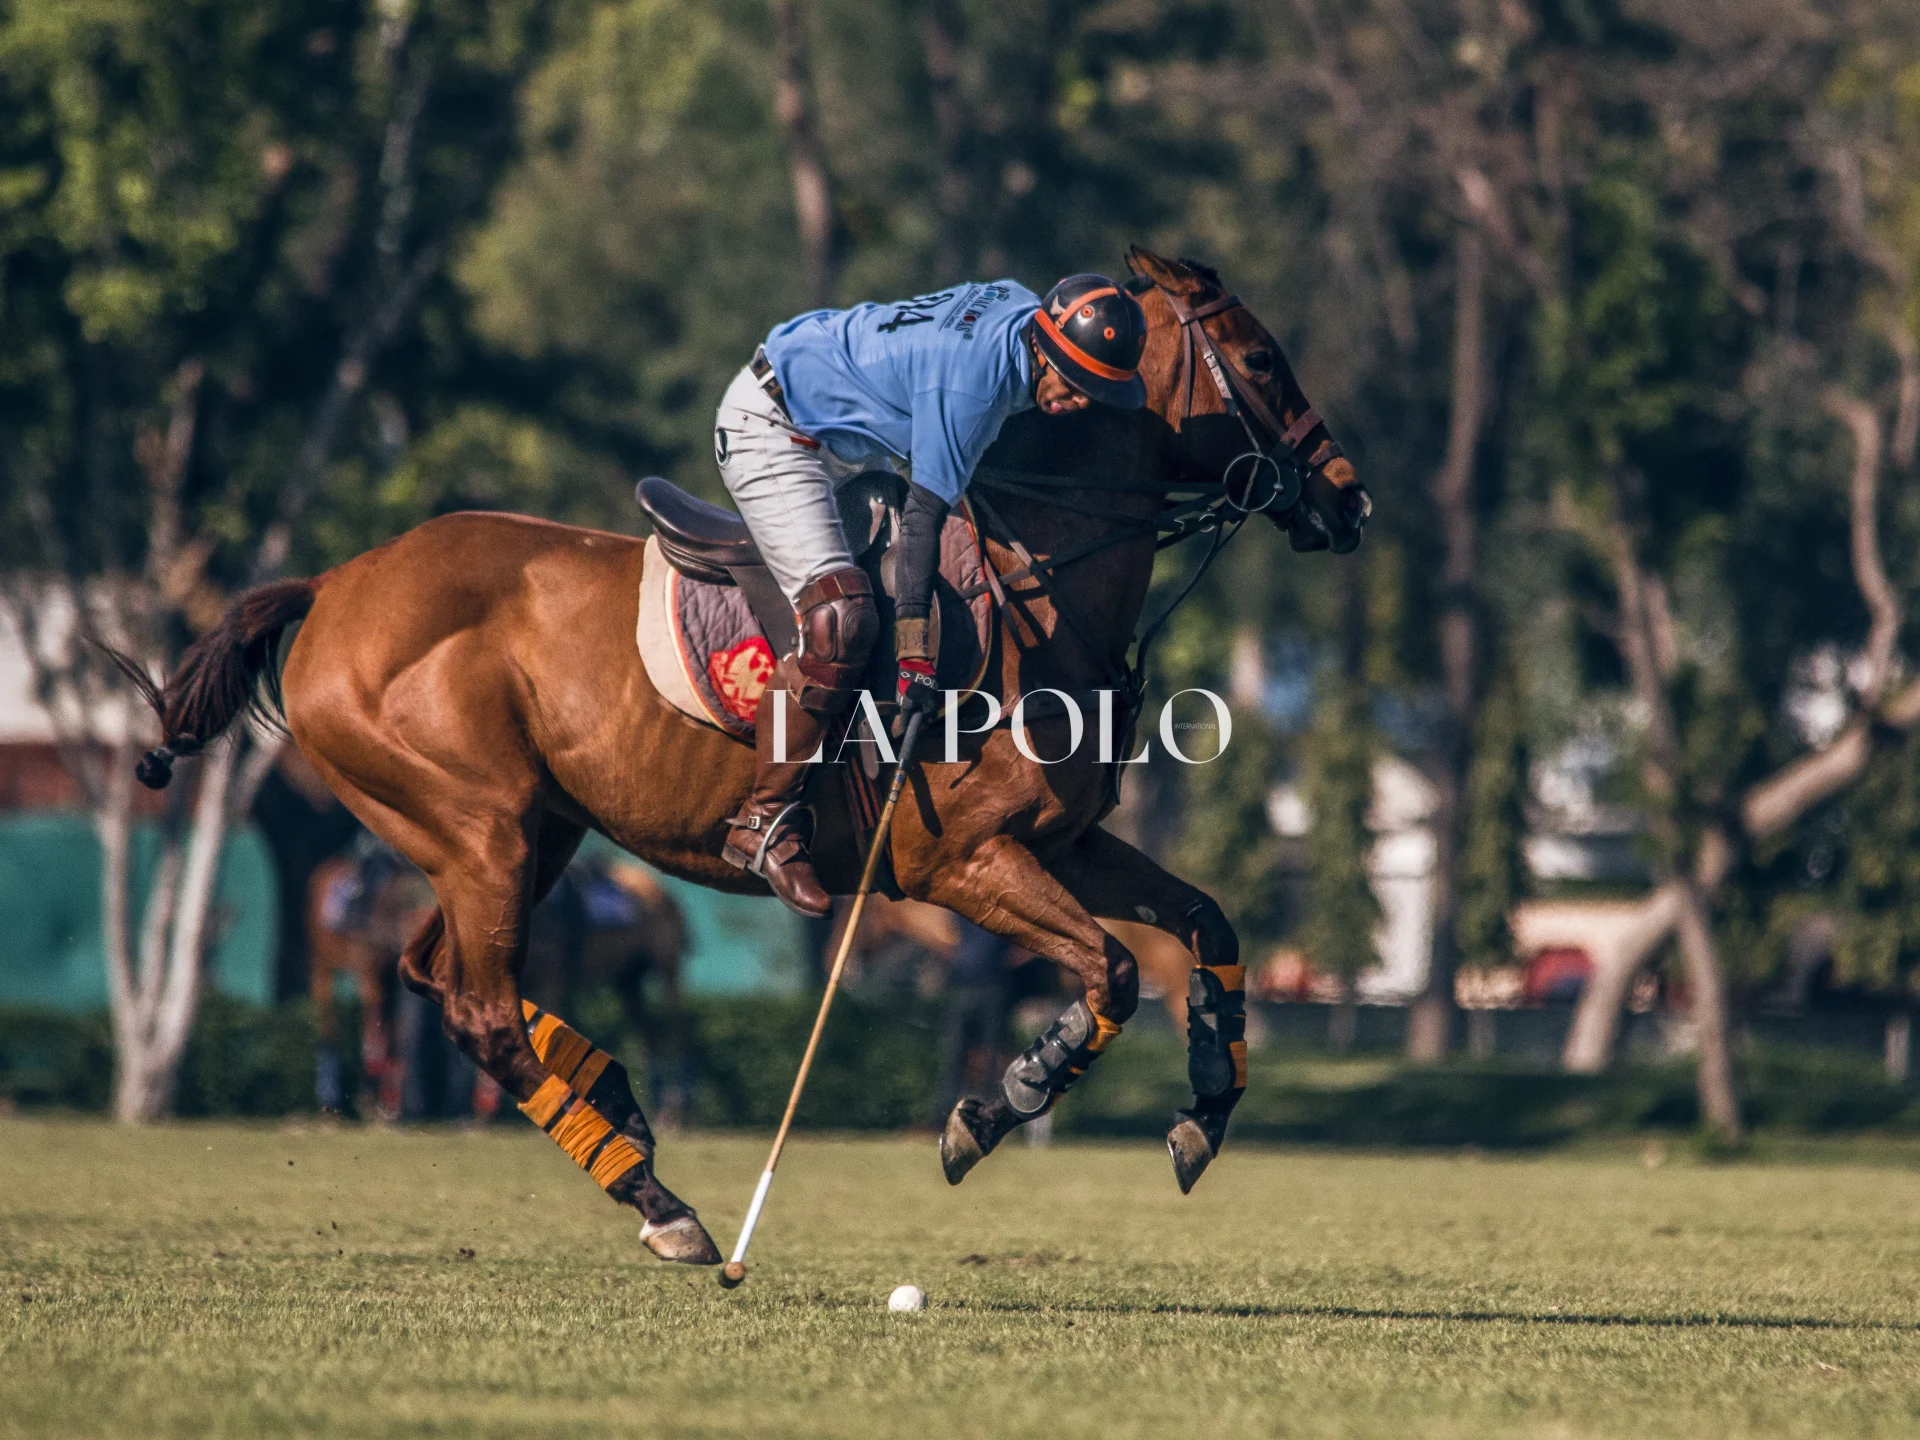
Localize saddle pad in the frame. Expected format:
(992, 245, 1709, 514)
(637, 536, 769, 738)
(636, 511, 997, 741)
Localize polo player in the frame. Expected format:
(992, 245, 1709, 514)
(714, 275, 1150, 918)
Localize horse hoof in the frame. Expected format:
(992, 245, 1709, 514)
(940, 1106, 986, 1186)
(640, 1214, 722, 1265)
(1167, 1116, 1216, 1195)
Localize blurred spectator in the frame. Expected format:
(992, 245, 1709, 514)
(930, 918, 1016, 1127)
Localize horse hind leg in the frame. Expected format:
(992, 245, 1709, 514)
(515, 998, 714, 1262)
(1053, 827, 1247, 1193)
(383, 815, 718, 1265)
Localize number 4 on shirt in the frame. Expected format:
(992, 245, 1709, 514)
(878, 292, 953, 334)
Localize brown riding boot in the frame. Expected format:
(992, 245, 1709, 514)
(723, 688, 834, 918)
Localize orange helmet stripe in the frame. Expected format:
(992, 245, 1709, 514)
(1032, 304, 1137, 383)
(1053, 285, 1119, 311)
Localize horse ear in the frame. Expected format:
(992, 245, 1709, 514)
(1125, 246, 1201, 294)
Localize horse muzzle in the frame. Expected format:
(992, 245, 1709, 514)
(1285, 482, 1369, 554)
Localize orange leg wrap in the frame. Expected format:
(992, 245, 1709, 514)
(516, 1003, 645, 1191)
(521, 1000, 615, 1098)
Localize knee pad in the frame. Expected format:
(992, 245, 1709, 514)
(1002, 998, 1122, 1117)
(1186, 965, 1247, 1098)
(791, 567, 877, 709)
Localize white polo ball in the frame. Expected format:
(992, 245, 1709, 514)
(887, 1283, 927, 1312)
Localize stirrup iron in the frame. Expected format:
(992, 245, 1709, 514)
(733, 800, 811, 875)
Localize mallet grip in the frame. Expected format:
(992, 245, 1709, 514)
(729, 1168, 775, 1266)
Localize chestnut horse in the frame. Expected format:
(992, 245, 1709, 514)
(124, 249, 1367, 1264)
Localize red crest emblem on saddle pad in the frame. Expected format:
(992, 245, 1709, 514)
(707, 636, 775, 724)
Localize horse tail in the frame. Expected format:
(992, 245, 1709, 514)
(105, 577, 319, 790)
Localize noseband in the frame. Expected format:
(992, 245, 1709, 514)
(1156, 284, 1344, 518)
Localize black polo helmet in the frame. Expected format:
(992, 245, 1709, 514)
(1029, 274, 1149, 409)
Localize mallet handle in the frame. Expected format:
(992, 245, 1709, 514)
(725, 711, 927, 1272)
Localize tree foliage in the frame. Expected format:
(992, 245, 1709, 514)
(1303, 675, 1380, 986)
(1455, 661, 1528, 971)
(5, 0, 1920, 1110)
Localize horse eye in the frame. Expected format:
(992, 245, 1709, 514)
(1242, 350, 1274, 374)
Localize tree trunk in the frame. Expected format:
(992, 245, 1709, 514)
(1563, 390, 1908, 1071)
(1560, 883, 1682, 1070)
(1672, 876, 1741, 1138)
(107, 735, 239, 1123)
(770, 0, 837, 308)
(922, 0, 971, 280)
(1330, 988, 1358, 1053)
(1602, 499, 1741, 1140)
(1408, 225, 1487, 1062)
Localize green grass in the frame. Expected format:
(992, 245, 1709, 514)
(4, 1118, 1920, 1438)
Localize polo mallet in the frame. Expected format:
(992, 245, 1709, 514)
(718, 709, 928, 1289)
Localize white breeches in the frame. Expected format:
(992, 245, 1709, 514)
(714, 365, 906, 606)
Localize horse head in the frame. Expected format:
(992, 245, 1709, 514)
(1125, 247, 1370, 555)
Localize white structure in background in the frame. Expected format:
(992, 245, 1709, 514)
(0, 582, 149, 745)
(1267, 755, 1438, 1001)
(1359, 757, 1439, 999)
(1267, 727, 1645, 1001)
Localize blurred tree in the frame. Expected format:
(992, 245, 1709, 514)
(1455, 659, 1528, 972)
(4, 0, 1920, 1129)
(454, 0, 808, 500)
(1171, 705, 1289, 958)
(1303, 672, 1379, 1048)
(0, 0, 566, 1119)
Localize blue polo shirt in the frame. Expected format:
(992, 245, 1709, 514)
(762, 281, 1039, 503)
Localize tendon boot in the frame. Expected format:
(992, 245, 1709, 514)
(723, 687, 833, 919)
(941, 999, 1122, 1184)
(1167, 960, 1248, 1194)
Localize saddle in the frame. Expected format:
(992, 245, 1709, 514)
(633, 474, 996, 743)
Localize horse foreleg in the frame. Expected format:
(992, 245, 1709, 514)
(1049, 826, 1244, 1193)
(918, 834, 1138, 1185)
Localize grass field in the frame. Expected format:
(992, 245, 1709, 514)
(4, 1118, 1920, 1438)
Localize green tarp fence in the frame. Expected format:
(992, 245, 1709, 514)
(0, 812, 808, 1013)
(0, 811, 278, 1009)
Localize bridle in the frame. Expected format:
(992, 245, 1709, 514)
(967, 275, 1349, 704)
(1156, 281, 1343, 519)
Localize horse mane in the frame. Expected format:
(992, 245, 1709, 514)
(1119, 252, 1225, 296)
(1176, 256, 1224, 289)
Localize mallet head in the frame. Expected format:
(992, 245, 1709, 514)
(718, 1261, 747, 1289)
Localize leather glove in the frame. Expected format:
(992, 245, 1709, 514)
(892, 616, 939, 737)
